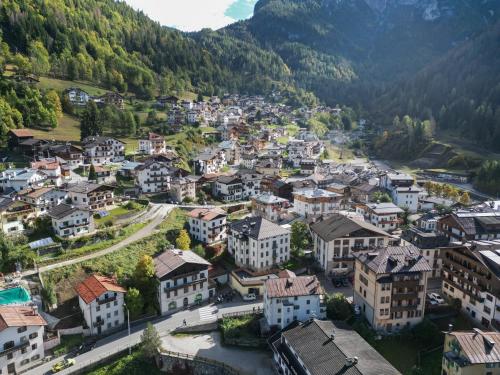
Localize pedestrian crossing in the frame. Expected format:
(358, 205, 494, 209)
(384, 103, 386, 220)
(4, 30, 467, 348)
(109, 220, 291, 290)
(199, 306, 217, 322)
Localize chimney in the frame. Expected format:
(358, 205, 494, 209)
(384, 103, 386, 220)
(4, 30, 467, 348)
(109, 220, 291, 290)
(345, 357, 358, 367)
(32, 305, 38, 316)
(448, 323, 453, 333)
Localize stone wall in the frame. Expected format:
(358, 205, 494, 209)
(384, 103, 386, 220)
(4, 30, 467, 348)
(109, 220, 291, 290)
(157, 351, 240, 375)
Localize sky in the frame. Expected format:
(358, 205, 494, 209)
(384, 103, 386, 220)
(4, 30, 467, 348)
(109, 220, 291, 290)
(123, 0, 258, 32)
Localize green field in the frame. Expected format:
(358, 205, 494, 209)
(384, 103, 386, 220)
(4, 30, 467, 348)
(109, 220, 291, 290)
(37, 76, 111, 96)
(31, 114, 81, 142)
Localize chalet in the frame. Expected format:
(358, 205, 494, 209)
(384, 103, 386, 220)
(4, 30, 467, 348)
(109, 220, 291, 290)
(7, 129, 34, 150)
(82, 136, 125, 164)
(48, 203, 94, 238)
(65, 182, 115, 211)
(95, 92, 124, 109)
(64, 87, 91, 106)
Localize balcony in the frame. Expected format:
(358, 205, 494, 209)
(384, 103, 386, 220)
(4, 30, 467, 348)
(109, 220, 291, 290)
(390, 304, 419, 312)
(0, 341, 29, 357)
(163, 277, 208, 292)
(391, 291, 418, 300)
(97, 296, 116, 305)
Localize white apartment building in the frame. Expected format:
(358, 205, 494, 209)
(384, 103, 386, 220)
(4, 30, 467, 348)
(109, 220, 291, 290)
(311, 214, 392, 275)
(379, 173, 420, 213)
(48, 203, 94, 238)
(353, 245, 431, 333)
(0, 306, 46, 375)
(75, 274, 127, 336)
(228, 217, 291, 272)
(138, 132, 167, 155)
(194, 148, 226, 175)
(292, 188, 343, 218)
(251, 193, 290, 223)
(213, 176, 243, 202)
(241, 172, 262, 198)
(135, 160, 172, 194)
(188, 208, 227, 245)
(65, 182, 115, 211)
(154, 249, 213, 315)
(0, 169, 46, 193)
(264, 272, 325, 329)
(355, 202, 404, 232)
(82, 136, 125, 164)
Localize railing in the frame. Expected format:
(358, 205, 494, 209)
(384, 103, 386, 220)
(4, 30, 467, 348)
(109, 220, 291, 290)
(0, 341, 29, 357)
(221, 308, 262, 319)
(97, 296, 117, 305)
(159, 350, 241, 375)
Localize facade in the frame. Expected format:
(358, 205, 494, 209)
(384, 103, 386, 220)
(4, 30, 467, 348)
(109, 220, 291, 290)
(0, 199, 34, 235)
(270, 319, 401, 375)
(75, 274, 127, 336)
(240, 172, 262, 198)
(251, 193, 290, 223)
(379, 173, 420, 213)
(228, 217, 291, 272)
(355, 202, 404, 232)
(438, 212, 500, 242)
(154, 249, 212, 315)
(218, 140, 241, 165)
(65, 182, 115, 211)
(0, 306, 46, 375)
(83, 136, 125, 164)
(311, 214, 392, 275)
(170, 176, 197, 203)
(18, 187, 67, 217)
(194, 148, 226, 175)
(64, 87, 91, 106)
(213, 176, 243, 202)
(188, 208, 227, 245)
(0, 169, 46, 193)
(353, 245, 431, 333)
(292, 188, 343, 218)
(48, 203, 94, 238)
(138, 133, 167, 155)
(135, 160, 172, 193)
(264, 272, 325, 329)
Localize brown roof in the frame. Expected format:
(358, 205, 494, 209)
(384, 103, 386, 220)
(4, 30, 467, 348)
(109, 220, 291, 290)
(265, 275, 322, 298)
(0, 306, 46, 331)
(188, 207, 227, 221)
(19, 187, 54, 199)
(154, 249, 210, 279)
(310, 214, 390, 242)
(450, 330, 500, 364)
(75, 274, 126, 304)
(9, 129, 34, 138)
(278, 269, 296, 278)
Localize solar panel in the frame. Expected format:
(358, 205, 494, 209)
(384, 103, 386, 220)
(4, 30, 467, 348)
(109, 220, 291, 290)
(97, 210, 109, 217)
(28, 237, 54, 249)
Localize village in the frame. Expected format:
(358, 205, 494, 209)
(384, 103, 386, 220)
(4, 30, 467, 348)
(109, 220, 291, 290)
(0, 88, 497, 375)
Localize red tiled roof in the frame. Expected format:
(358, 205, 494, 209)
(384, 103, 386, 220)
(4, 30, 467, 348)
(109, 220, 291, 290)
(75, 274, 126, 304)
(0, 306, 46, 332)
(265, 275, 322, 298)
(9, 129, 33, 138)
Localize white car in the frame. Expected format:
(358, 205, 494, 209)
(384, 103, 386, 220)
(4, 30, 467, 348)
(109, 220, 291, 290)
(428, 293, 445, 304)
(242, 293, 256, 301)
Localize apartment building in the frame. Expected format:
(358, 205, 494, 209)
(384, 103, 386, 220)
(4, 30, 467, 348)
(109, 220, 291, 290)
(135, 160, 172, 193)
(0, 306, 46, 375)
(441, 242, 500, 329)
(251, 193, 290, 223)
(194, 148, 226, 175)
(353, 245, 431, 333)
(138, 132, 167, 155)
(355, 202, 403, 232)
(213, 176, 242, 202)
(65, 182, 115, 211)
(154, 249, 213, 315)
(170, 176, 197, 203)
(18, 187, 67, 217)
(75, 274, 127, 336)
(311, 214, 392, 276)
(228, 217, 291, 272)
(82, 136, 125, 164)
(188, 208, 227, 245)
(264, 271, 325, 329)
(240, 172, 262, 198)
(292, 188, 343, 218)
(438, 212, 500, 242)
(48, 203, 94, 238)
(379, 172, 420, 213)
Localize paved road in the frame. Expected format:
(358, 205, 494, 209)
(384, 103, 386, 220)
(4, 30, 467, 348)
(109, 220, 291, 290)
(27, 301, 263, 375)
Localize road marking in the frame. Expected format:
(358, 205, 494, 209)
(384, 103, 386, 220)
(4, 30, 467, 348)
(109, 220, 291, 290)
(199, 306, 217, 322)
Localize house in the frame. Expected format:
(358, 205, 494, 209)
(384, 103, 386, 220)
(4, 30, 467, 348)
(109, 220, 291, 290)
(92, 165, 116, 184)
(351, 183, 382, 203)
(7, 129, 34, 150)
(355, 202, 404, 232)
(18, 187, 67, 217)
(82, 136, 125, 164)
(251, 193, 290, 223)
(353, 245, 431, 333)
(75, 274, 127, 336)
(187, 110, 198, 124)
(194, 148, 226, 175)
(299, 159, 318, 175)
(287, 140, 313, 167)
(441, 242, 500, 329)
(30, 159, 62, 186)
(118, 161, 143, 178)
(418, 196, 456, 211)
(240, 153, 258, 170)
(438, 212, 500, 242)
(240, 172, 262, 198)
(64, 87, 91, 106)
(135, 160, 172, 194)
(255, 158, 282, 176)
(218, 140, 241, 165)
(270, 319, 401, 375)
(48, 203, 94, 238)
(264, 272, 325, 329)
(228, 217, 291, 272)
(170, 176, 197, 203)
(292, 189, 343, 219)
(310, 214, 392, 276)
(261, 177, 293, 201)
(442, 330, 500, 375)
(50, 144, 84, 170)
(0, 169, 46, 193)
(154, 249, 213, 315)
(96, 92, 124, 109)
(213, 176, 242, 202)
(0, 198, 34, 235)
(379, 173, 420, 212)
(188, 208, 227, 245)
(138, 133, 167, 155)
(65, 182, 115, 211)
(0, 305, 47, 375)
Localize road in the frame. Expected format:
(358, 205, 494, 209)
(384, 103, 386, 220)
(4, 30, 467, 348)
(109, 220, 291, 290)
(27, 301, 263, 375)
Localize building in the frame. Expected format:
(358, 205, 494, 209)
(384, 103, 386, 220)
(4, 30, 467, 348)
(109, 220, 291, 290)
(75, 274, 127, 336)
(311, 214, 392, 276)
(82, 136, 125, 164)
(379, 173, 420, 213)
(441, 242, 500, 329)
(292, 188, 343, 218)
(251, 193, 290, 223)
(64, 87, 91, 106)
(438, 212, 500, 242)
(442, 329, 500, 375)
(96, 92, 124, 109)
(194, 148, 226, 175)
(355, 202, 403, 232)
(19, 187, 67, 217)
(218, 140, 241, 165)
(353, 245, 431, 333)
(228, 217, 291, 272)
(264, 271, 325, 329)
(0, 306, 47, 375)
(64, 182, 114, 211)
(0, 169, 46, 193)
(213, 176, 242, 202)
(138, 133, 167, 155)
(188, 208, 227, 245)
(154, 249, 212, 315)
(240, 172, 262, 199)
(351, 183, 381, 203)
(270, 319, 401, 375)
(0, 198, 34, 235)
(255, 158, 282, 176)
(170, 176, 197, 203)
(7, 129, 34, 150)
(299, 159, 318, 175)
(48, 203, 94, 238)
(135, 160, 172, 194)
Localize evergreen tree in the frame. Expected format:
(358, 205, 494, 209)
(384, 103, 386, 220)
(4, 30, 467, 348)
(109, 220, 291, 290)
(80, 101, 101, 140)
(88, 164, 97, 181)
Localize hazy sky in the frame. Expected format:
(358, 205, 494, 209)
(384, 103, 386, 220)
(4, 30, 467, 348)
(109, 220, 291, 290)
(123, 0, 258, 32)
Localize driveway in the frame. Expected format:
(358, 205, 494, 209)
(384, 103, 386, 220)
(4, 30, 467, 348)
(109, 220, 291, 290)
(161, 332, 274, 375)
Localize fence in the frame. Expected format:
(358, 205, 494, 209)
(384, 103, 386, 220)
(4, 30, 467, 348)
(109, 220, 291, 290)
(63, 343, 133, 374)
(221, 309, 262, 319)
(159, 349, 241, 375)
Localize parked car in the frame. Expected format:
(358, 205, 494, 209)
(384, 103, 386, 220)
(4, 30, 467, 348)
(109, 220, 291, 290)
(428, 292, 445, 304)
(52, 358, 75, 373)
(242, 293, 256, 301)
(74, 341, 96, 356)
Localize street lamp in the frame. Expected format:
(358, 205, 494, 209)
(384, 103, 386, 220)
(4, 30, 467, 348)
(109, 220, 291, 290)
(123, 303, 131, 355)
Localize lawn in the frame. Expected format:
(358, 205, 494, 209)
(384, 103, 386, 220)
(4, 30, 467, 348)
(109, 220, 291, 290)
(220, 314, 265, 348)
(37, 76, 110, 96)
(30, 114, 81, 142)
(84, 350, 163, 375)
(95, 203, 147, 226)
(157, 208, 188, 232)
(52, 334, 83, 357)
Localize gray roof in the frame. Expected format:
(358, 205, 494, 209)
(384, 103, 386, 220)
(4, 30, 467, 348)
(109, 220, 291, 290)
(310, 214, 390, 242)
(65, 182, 112, 194)
(254, 193, 288, 205)
(48, 203, 87, 219)
(230, 216, 289, 240)
(364, 202, 403, 215)
(154, 249, 210, 279)
(293, 188, 341, 199)
(354, 245, 432, 275)
(272, 319, 400, 375)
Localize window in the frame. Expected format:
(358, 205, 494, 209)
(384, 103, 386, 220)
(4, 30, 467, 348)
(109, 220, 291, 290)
(21, 347, 27, 354)
(31, 354, 40, 361)
(306, 300, 310, 305)
(96, 306, 100, 312)
(114, 310, 118, 316)
(3, 341, 14, 350)
(31, 343, 37, 350)
(20, 359, 30, 366)
(17, 326, 27, 333)
(29, 332, 38, 340)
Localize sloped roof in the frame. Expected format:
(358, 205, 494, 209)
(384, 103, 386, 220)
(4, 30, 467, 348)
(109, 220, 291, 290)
(9, 129, 33, 138)
(188, 207, 227, 221)
(154, 249, 210, 279)
(75, 274, 126, 304)
(266, 275, 322, 298)
(450, 330, 500, 364)
(230, 217, 290, 240)
(310, 214, 390, 242)
(0, 306, 46, 331)
(48, 203, 87, 220)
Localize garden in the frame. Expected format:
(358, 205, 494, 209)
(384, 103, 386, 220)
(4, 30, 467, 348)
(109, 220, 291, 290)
(220, 314, 266, 348)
